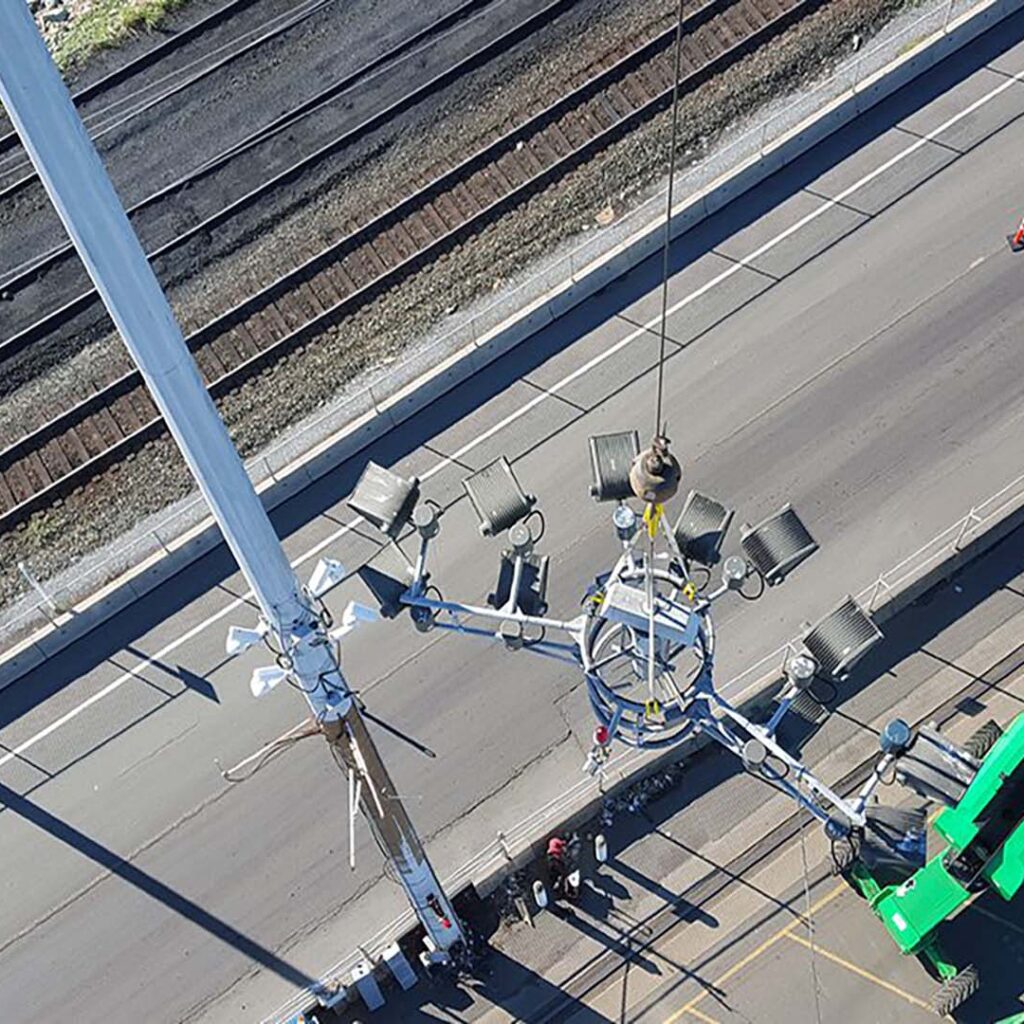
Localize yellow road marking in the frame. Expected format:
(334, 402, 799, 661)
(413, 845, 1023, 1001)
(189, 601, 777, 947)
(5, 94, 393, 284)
(685, 1007, 721, 1024)
(662, 882, 847, 1023)
(786, 932, 930, 1009)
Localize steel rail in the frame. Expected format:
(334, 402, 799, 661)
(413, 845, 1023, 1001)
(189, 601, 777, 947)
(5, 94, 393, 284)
(0, 0, 578, 357)
(0, 0, 263, 163)
(0, 0, 819, 532)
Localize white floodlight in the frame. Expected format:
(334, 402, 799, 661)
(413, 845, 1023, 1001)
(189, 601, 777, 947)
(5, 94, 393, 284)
(225, 621, 268, 656)
(308, 557, 346, 599)
(249, 665, 290, 698)
(330, 601, 381, 641)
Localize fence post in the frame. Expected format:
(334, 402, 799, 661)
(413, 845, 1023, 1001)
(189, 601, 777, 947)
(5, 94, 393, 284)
(497, 830, 513, 865)
(151, 529, 170, 554)
(953, 508, 981, 552)
(17, 560, 63, 621)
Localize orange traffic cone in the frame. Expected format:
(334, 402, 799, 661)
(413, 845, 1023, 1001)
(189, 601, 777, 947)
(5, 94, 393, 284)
(1011, 216, 1024, 252)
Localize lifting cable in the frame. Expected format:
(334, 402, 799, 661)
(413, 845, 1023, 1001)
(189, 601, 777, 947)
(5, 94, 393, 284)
(654, 0, 688, 436)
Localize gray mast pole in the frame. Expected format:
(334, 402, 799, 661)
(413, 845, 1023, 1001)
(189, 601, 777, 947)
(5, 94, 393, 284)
(0, 3, 463, 959)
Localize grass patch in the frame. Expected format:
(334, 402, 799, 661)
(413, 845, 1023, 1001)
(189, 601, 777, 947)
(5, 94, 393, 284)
(52, 0, 190, 70)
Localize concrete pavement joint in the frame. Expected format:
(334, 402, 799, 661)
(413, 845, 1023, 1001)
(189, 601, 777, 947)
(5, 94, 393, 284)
(663, 882, 847, 1023)
(893, 121, 965, 154)
(800, 184, 875, 215)
(421, 727, 574, 846)
(701, 239, 1003, 462)
(421, 442, 477, 472)
(521, 375, 589, 413)
(709, 248, 782, 281)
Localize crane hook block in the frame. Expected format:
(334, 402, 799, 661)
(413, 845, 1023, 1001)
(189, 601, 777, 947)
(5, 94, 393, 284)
(630, 435, 682, 503)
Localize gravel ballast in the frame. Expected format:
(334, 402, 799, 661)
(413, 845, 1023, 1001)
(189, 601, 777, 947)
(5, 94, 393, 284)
(0, 0, 931, 623)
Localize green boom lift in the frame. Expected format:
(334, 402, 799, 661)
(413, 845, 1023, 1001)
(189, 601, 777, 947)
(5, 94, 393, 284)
(836, 712, 1024, 1016)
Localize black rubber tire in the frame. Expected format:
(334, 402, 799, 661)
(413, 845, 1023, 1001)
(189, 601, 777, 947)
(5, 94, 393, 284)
(931, 964, 980, 1016)
(964, 720, 1003, 762)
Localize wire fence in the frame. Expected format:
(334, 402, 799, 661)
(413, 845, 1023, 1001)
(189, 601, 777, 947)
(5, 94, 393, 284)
(0, 0, 980, 654)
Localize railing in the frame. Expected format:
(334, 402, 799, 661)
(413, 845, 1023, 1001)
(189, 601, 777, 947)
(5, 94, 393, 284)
(0, 0, 982, 652)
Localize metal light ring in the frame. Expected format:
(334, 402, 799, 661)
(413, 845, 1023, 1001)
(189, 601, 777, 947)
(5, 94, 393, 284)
(583, 672, 689, 724)
(585, 688, 693, 748)
(617, 565, 691, 591)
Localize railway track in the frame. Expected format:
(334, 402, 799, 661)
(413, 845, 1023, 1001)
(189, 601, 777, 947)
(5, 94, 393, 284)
(0, 0, 820, 533)
(0, 0, 281, 185)
(0, 0, 572, 353)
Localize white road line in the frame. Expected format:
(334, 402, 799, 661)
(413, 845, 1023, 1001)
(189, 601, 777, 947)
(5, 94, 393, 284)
(1, 64, 1020, 774)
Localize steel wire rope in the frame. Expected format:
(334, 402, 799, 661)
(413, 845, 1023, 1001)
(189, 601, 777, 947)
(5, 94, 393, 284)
(653, 0, 686, 436)
(797, 807, 825, 1024)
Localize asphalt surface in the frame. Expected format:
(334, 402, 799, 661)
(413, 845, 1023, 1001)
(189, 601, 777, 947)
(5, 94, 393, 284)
(2, 19, 1024, 1024)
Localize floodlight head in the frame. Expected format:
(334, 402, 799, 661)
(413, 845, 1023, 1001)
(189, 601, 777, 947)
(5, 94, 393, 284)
(462, 457, 536, 537)
(588, 430, 640, 502)
(613, 504, 638, 542)
(740, 504, 817, 585)
(786, 653, 817, 690)
(330, 600, 381, 640)
(308, 558, 346, 599)
(803, 595, 882, 680)
(347, 461, 420, 539)
(225, 622, 268, 656)
(721, 555, 748, 590)
(675, 491, 734, 566)
(250, 665, 289, 698)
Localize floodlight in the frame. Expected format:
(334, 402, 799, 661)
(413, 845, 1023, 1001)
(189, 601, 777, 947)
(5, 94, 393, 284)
(721, 555, 747, 590)
(250, 665, 289, 698)
(308, 557, 347, 599)
(613, 504, 637, 542)
(785, 653, 816, 690)
(740, 504, 817, 585)
(330, 600, 381, 641)
(462, 457, 536, 537)
(802, 595, 882, 679)
(674, 490, 734, 566)
(588, 431, 640, 502)
(893, 725, 978, 807)
(347, 461, 420, 538)
(225, 622, 268, 656)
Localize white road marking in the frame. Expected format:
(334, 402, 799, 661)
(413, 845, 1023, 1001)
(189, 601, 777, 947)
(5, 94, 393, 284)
(1, 64, 1020, 774)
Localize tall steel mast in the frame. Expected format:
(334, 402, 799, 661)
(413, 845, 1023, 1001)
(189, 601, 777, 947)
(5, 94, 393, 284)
(0, 1, 462, 966)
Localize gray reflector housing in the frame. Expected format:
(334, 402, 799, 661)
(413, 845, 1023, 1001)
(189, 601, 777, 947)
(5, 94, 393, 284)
(896, 726, 979, 807)
(673, 490, 734, 565)
(588, 431, 640, 502)
(463, 457, 536, 537)
(802, 595, 882, 679)
(740, 504, 818, 584)
(347, 461, 420, 539)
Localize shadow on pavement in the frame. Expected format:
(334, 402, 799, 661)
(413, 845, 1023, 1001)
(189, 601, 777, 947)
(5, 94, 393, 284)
(0, 781, 317, 991)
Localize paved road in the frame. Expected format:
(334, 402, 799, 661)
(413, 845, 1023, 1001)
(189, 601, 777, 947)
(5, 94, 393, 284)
(2, 18, 1024, 1024)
